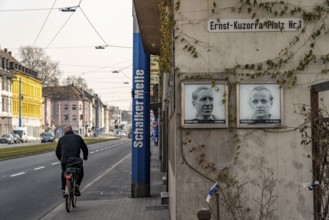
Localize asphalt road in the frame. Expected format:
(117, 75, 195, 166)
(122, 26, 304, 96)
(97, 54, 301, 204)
(0, 139, 131, 220)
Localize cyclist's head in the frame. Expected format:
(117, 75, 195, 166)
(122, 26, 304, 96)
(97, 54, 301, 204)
(64, 125, 73, 134)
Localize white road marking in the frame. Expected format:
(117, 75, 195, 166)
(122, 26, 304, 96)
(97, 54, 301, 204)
(4, 140, 131, 179)
(11, 172, 26, 177)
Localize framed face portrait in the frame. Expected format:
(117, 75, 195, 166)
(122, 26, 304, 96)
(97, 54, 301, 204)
(181, 81, 228, 128)
(237, 83, 283, 128)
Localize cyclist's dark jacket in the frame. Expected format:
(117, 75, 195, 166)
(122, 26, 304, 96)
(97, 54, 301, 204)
(55, 131, 88, 163)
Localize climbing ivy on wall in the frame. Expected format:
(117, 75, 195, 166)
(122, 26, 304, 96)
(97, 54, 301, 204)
(168, 0, 329, 87)
(159, 0, 174, 73)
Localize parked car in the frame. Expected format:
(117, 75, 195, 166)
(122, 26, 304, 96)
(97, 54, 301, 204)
(108, 131, 115, 136)
(0, 134, 15, 144)
(41, 132, 56, 143)
(12, 134, 22, 143)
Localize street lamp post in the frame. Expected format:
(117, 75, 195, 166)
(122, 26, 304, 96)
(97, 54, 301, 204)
(85, 124, 88, 137)
(19, 78, 22, 127)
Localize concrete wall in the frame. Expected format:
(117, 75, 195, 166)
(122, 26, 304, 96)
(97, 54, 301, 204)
(167, 0, 329, 219)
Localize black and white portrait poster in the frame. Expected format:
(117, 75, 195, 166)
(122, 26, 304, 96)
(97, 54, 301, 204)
(237, 83, 282, 127)
(182, 81, 228, 128)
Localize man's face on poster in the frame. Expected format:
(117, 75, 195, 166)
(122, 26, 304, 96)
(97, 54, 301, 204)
(193, 88, 214, 118)
(249, 89, 273, 119)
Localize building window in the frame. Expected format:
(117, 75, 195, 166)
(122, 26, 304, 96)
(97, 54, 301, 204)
(80, 114, 83, 120)
(72, 104, 77, 110)
(2, 97, 6, 111)
(79, 104, 82, 110)
(2, 79, 5, 91)
(64, 115, 69, 120)
(72, 115, 77, 121)
(64, 104, 68, 110)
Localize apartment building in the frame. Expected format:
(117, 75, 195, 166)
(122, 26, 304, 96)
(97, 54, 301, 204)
(0, 49, 42, 139)
(42, 85, 111, 138)
(0, 49, 16, 134)
(43, 85, 92, 137)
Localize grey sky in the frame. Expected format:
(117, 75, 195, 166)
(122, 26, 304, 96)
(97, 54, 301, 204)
(0, 0, 133, 110)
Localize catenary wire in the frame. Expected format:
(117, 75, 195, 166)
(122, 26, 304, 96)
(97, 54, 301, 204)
(33, 0, 58, 46)
(79, 6, 108, 46)
(45, 11, 75, 50)
(0, 8, 60, 12)
(81, 64, 132, 75)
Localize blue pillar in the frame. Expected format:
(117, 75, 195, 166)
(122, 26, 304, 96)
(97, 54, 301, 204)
(131, 5, 150, 198)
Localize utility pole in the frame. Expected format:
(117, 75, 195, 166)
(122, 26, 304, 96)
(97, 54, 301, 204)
(19, 78, 22, 127)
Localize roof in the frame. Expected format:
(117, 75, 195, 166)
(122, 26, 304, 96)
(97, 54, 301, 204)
(0, 48, 39, 80)
(0, 49, 19, 63)
(43, 85, 92, 101)
(133, 0, 161, 55)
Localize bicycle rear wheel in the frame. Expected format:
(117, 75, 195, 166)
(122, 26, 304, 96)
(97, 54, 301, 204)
(65, 195, 71, 212)
(72, 179, 77, 208)
(72, 195, 77, 208)
(65, 180, 72, 212)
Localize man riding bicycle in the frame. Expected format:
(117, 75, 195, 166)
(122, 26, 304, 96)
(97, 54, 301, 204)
(55, 125, 88, 197)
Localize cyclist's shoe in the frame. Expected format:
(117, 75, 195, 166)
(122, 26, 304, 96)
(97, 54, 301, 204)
(74, 185, 81, 196)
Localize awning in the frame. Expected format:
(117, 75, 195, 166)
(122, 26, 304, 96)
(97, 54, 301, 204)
(133, 0, 161, 55)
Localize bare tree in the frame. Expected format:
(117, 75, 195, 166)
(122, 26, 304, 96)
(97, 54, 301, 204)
(19, 46, 62, 86)
(62, 75, 89, 89)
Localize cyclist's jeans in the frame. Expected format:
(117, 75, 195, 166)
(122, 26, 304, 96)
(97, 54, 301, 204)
(61, 163, 84, 190)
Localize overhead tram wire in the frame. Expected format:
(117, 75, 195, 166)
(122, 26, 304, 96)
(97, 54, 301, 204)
(44, 9, 75, 50)
(0, 8, 61, 12)
(33, 0, 58, 46)
(93, 86, 130, 90)
(60, 60, 131, 68)
(46, 45, 131, 49)
(81, 63, 132, 75)
(9, 45, 131, 50)
(118, 70, 131, 80)
(31, 4, 78, 68)
(79, 6, 109, 47)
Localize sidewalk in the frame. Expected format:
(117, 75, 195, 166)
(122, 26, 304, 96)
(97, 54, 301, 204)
(40, 143, 169, 220)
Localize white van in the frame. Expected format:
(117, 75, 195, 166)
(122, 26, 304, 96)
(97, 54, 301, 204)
(12, 127, 28, 143)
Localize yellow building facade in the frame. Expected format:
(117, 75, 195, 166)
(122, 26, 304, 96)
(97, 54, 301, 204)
(12, 73, 42, 138)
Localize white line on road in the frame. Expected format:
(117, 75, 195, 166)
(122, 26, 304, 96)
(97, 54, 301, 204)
(34, 166, 45, 170)
(51, 162, 60, 165)
(90, 151, 94, 154)
(10, 172, 26, 177)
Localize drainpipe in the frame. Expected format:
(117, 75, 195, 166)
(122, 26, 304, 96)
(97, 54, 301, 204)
(161, 72, 169, 173)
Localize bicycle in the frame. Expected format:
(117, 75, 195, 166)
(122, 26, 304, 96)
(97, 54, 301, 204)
(64, 166, 80, 212)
